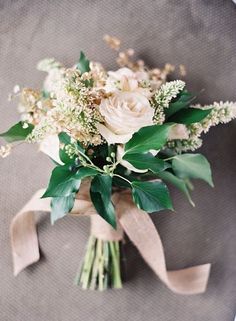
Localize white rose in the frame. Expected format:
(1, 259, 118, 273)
(105, 67, 151, 97)
(39, 135, 63, 165)
(97, 92, 154, 144)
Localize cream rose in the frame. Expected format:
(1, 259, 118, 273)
(97, 92, 154, 144)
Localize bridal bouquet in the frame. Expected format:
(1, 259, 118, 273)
(1, 36, 235, 293)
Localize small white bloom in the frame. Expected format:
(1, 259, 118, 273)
(43, 68, 65, 95)
(13, 85, 20, 94)
(98, 92, 154, 144)
(0, 144, 12, 158)
(22, 122, 29, 129)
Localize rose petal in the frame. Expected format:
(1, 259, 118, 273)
(97, 124, 132, 144)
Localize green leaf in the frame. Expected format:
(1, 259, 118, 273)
(76, 166, 99, 179)
(172, 153, 214, 187)
(76, 51, 90, 74)
(90, 175, 116, 228)
(58, 132, 71, 145)
(124, 123, 173, 154)
(42, 165, 81, 198)
(59, 147, 75, 165)
(158, 171, 195, 206)
(42, 165, 99, 198)
(58, 133, 72, 164)
(50, 194, 75, 224)
(0, 121, 34, 142)
(165, 90, 194, 118)
(58, 132, 84, 164)
(168, 108, 212, 124)
(123, 152, 170, 173)
(131, 180, 173, 213)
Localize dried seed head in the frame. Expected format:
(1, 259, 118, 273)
(103, 35, 121, 50)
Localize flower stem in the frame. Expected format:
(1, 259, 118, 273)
(109, 241, 122, 289)
(75, 237, 123, 290)
(113, 174, 132, 186)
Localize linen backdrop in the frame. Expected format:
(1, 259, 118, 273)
(0, 1, 236, 320)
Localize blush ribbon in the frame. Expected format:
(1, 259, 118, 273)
(10, 188, 211, 294)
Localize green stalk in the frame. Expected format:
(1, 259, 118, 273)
(109, 241, 122, 289)
(103, 241, 109, 289)
(98, 240, 105, 291)
(75, 235, 96, 289)
(76, 237, 123, 290)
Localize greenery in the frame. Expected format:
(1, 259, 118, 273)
(131, 180, 173, 213)
(90, 175, 116, 228)
(124, 123, 173, 154)
(76, 51, 91, 74)
(0, 121, 34, 142)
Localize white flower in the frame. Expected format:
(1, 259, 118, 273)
(105, 67, 151, 97)
(39, 135, 63, 164)
(43, 68, 65, 96)
(97, 92, 154, 144)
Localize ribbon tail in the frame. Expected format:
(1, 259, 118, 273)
(10, 189, 50, 276)
(11, 210, 40, 276)
(118, 197, 211, 295)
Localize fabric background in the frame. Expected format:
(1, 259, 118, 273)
(0, 1, 236, 320)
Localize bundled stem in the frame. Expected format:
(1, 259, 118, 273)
(75, 235, 123, 290)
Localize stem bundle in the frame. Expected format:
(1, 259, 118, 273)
(75, 235, 123, 290)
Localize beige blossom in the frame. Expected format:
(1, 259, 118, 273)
(97, 92, 154, 144)
(105, 67, 151, 97)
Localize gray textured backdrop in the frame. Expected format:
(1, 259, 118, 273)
(0, 1, 236, 320)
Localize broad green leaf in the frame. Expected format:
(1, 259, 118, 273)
(90, 175, 116, 228)
(42, 165, 99, 198)
(50, 194, 75, 224)
(165, 90, 194, 118)
(172, 153, 213, 187)
(123, 152, 170, 173)
(158, 171, 195, 206)
(168, 108, 212, 124)
(131, 180, 173, 213)
(76, 51, 90, 74)
(42, 165, 81, 198)
(124, 123, 173, 154)
(75, 167, 99, 179)
(0, 121, 34, 142)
